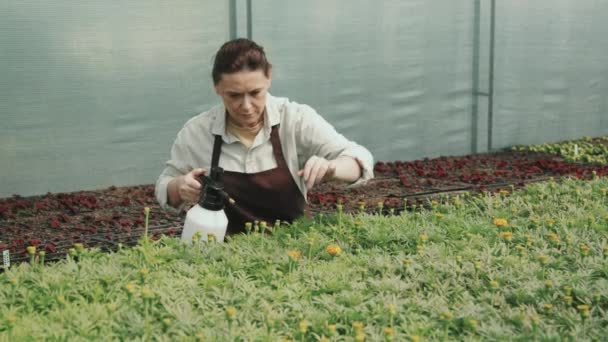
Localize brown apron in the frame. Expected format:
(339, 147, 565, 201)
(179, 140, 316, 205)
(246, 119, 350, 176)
(212, 125, 306, 235)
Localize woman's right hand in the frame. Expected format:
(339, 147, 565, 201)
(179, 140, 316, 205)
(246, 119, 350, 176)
(177, 168, 207, 204)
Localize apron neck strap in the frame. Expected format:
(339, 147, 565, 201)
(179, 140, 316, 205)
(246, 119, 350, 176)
(212, 124, 285, 168)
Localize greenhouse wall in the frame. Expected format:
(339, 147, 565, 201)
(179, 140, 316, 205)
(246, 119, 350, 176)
(1, 0, 607, 197)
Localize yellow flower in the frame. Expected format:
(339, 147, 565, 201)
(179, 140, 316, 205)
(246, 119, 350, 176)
(493, 218, 508, 227)
(538, 254, 549, 265)
(287, 250, 302, 261)
(564, 286, 573, 295)
(383, 327, 395, 337)
(225, 306, 237, 320)
(525, 234, 534, 246)
(499, 189, 509, 196)
(192, 231, 202, 243)
(474, 261, 482, 270)
(545, 218, 556, 227)
(326, 244, 342, 256)
(410, 335, 421, 342)
(515, 245, 526, 254)
(419, 234, 429, 242)
(579, 243, 590, 256)
(499, 231, 513, 242)
(141, 286, 154, 299)
(564, 295, 573, 304)
(73, 243, 84, 251)
(26, 246, 36, 255)
(162, 318, 172, 327)
(352, 321, 364, 331)
(6, 314, 17, 325)
(387, 304, 397, 315)
(547, 232, 560, 244)
(489, 280, 499, 289)
(56, 294, 65, 303)
(434, 213, 444, 219)
(138, 267, 149, 277)
(439, 311, 453, 321)
(355, 333, 365, 342)
(299, 320, 309, 333)
(125, 282, 136, 294)
(327, 324, 337, 335)
(543, 303, 553, 311)
(416, 245, 424, 253)
(529, 315, 540, 326)
(195, 331, 205, 341)
(9, 277, 17, 285)
(207, 233, 216, 242)
(544, 280, 553, 289)
(577, 304, 591, 317)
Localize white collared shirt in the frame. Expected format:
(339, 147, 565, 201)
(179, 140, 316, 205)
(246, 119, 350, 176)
(155, 94, 374, 211)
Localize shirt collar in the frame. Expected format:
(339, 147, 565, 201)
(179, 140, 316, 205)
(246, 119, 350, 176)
(211, 93, 281, 142)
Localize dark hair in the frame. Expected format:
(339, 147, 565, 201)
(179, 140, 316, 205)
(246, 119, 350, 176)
(212, 38, 272, 85)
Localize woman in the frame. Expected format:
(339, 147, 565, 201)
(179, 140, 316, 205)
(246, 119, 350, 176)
(155, 38, 374, 234)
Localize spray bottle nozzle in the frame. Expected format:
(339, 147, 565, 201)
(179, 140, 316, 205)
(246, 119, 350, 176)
(198, 167, 232, 210)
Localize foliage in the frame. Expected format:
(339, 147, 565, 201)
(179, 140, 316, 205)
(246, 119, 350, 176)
(1, 178, 608, 340)
(514, 136, 608, 165)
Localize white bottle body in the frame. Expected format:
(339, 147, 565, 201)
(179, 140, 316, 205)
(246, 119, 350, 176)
(181, 204, 228, 243)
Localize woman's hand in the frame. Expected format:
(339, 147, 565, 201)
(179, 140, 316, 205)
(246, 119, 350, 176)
(298, 156, 336, 190)
(179, 168, 207, 203)
(168, 168, 207, 207)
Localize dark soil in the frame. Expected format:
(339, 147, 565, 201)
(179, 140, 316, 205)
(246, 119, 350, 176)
(2, 147, 608, 265)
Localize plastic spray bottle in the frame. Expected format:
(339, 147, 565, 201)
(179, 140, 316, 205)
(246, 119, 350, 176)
(181, 167, 230, 244)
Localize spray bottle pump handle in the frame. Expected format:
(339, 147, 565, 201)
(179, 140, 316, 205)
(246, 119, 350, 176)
(198, 173, 235, 205)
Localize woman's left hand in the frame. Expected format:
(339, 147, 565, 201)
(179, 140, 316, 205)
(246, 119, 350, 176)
(298, 156, 337, 189)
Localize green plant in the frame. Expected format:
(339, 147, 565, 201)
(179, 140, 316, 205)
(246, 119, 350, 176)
(1, 177, 607, 340)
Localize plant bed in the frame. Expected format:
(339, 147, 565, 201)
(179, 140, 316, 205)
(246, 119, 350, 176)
(514, 136, 608, 165)
(1, 178, 607, 340)
(2, 138, 608, 266)
(0, 186, 182, 264)
(309, 149, 608, 214)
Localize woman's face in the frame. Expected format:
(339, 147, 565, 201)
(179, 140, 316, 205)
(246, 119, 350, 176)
(215, 69, 271, 128)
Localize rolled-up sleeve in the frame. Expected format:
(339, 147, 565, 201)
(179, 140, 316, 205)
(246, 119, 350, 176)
(155, 130, 196, 212)
(295, 104, 374, 186)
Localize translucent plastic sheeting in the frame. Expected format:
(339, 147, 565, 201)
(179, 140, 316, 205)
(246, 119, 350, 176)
(491, 0, 608, 148)
(253, 0, 475, 164)
(2, 1, 608, 198)
(0, 1, 229, 197)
